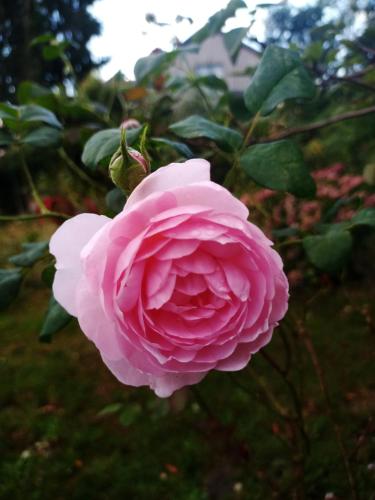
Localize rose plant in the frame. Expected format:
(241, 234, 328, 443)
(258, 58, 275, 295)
(50, 159, 288, 396)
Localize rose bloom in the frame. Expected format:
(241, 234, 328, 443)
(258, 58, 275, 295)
(50, 160, 289, 397)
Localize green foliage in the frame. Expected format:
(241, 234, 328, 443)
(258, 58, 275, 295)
(151, 138, 194, 159)
(81, 128, 141, 169)
(190, 0, 246, 43)
(244, 45, 316, 116)
(21, 127, 62, 147)
(0, 269, 23, 310)
(39, 297, 72, 342)
(0, 0, 103, 100)
(9, 242, 48, 267)
(170, 115, 242, 152)
(223, 27, 249, 63)
(240, 140, 316, 197)
(303, 230, 353, 273)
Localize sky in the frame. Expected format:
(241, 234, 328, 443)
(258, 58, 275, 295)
(88, 0, 310, 81)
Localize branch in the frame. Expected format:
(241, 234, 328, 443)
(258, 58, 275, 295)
(0, 212, 70, 222)
(253, 105, 375, 144)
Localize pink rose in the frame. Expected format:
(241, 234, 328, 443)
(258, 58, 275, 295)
(50, 159, 289, 397)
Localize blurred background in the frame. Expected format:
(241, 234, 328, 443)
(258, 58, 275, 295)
(0, 1, 374, 499)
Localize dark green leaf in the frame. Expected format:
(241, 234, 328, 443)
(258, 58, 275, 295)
(223, 27, 248, 63)
(119, 403, 142, 426)
(21, 127, 61, 147)
(105, 188, 127, 214)
(193, 75, 228, 92)
(39, 297, 72, 342)
(350, 208, 375, 228)
(303, 231, 352, 273)
(228, 92, 252, 121)
(190, 0, 246, 44)
(151, 137, 194, 158)
(81, 127, 141, 169)
(19, 104, 62, 129)
(41, 265, 56, 288)
(170, 115, 242, 152)
(0, 269, 23, 310)
(17, 81, 56, 108)
(134, 51, 178, 82)
(30, 33, 55, 46)
(9, 242, 49, 267)
(240, 140, 316, 197)
(0, 129, 13, 146)
(244, 45, 316, 116)
(0, 103, 19, 120)
(97, 403, 124, 417)
(42, 42, 69, 61)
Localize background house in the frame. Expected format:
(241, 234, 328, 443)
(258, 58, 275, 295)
(170, 33, 260, 92)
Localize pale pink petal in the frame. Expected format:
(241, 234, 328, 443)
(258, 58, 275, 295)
(76, 277, 123, 360)
(50, 213, 110, 315)
(102, 355, 208, 398)
(126, 159, 210, 209)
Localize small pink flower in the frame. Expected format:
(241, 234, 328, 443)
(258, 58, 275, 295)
(50, 160, 289, 397)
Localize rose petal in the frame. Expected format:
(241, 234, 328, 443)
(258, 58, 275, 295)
(50, 213, 110, 315)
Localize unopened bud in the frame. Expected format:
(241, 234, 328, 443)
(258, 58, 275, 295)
(109, 128, 150, 195)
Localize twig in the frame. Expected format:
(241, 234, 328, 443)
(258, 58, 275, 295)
(252, 105, 375, 144)
(296, 317, 359, 500)
(20, 153, 48, 214)
(58, 148, 106, 192)
(0, 212, 70, 222)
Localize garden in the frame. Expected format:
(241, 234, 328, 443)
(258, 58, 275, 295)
(0, 1, 374, 498)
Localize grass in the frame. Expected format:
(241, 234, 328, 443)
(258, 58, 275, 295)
(0, 275, 374, 499)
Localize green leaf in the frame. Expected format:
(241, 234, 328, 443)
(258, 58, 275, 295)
(151, 137, 194, 158)
(228, 92, 252, 121)
(17, 81, 56, 108)
(39, 297, 72, 342)
(119, 403, 142, 426)
(30, 33, 55, 46)
(134, 51, 178, 82)
(190, 0, 246, 44)
(81, 127, 141, 169)
(240, 140, 316, 197)
(105, 188, 127, 214)
(21, 127, 61, 147)
(193, 75, 228, 92)
(0, 129, 13, 146)
(0, 269, 23, 310)
(303, 231, 352, 274)
(9, 242, 48, 267)
(350, 208, 375, 228)
(19, 104, 62, 129)
(223, 27, 248, 63)
(244, 45, 316, 116)
(97, 403, 124, 417)
(0, 103, 19, 120)
(170, 115, 242, 152)
(41, 265, 56, 288)
(42, 42, 69, 61)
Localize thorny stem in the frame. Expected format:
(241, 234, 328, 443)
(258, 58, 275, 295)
(242, 111, 261, 150)
(253, 105, 375, 144)
(20, 153, 48, 214)
(58, 148, 106, 192)
(0, 212, 70, 222)
(295, 315, 359, 500)
(260, 350, 310, 454)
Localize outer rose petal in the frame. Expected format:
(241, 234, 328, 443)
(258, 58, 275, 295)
(102, 354, 208, 398)
(50, 213, 110, 315)
(126, 159, 210, 209)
